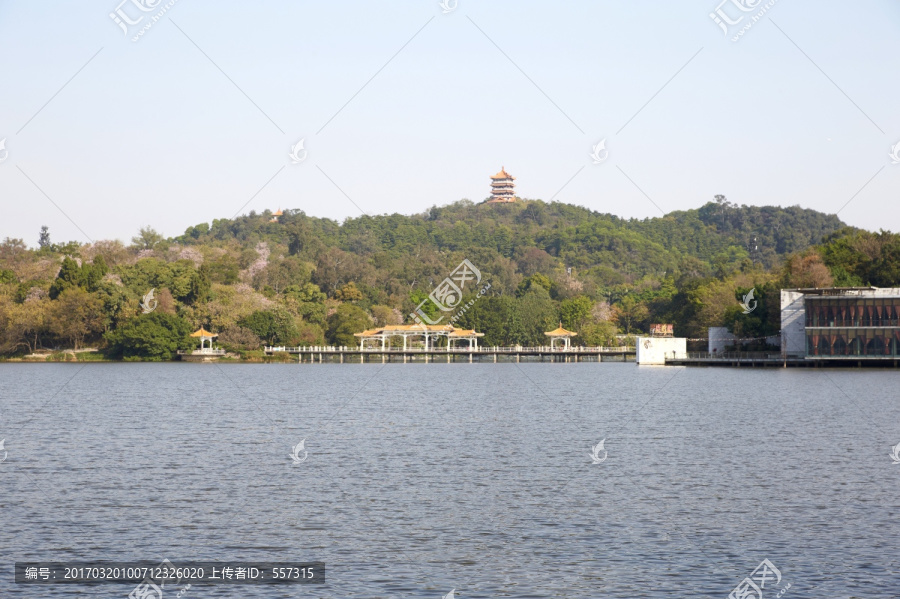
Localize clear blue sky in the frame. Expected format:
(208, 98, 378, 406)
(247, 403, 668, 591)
(1, 0, 898, 245)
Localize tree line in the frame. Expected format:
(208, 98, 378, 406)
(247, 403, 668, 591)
(1, 197, 894, 360)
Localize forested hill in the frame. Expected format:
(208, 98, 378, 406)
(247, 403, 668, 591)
(1, 197, 879, 358)
(182, 198, 847, 288)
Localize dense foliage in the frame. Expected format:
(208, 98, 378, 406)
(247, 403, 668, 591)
(1, 196, 894, 358)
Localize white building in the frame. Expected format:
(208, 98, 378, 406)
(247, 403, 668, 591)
(636, 336, 686, 365)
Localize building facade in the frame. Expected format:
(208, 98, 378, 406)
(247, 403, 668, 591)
(781, 287, 900, 358)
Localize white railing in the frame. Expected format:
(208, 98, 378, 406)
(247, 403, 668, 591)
(265, 345, 635, 353)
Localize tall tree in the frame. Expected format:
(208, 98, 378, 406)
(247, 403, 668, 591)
(326, 304, 370, 346)
(38, 226, 51, 249)
(48, 288, 105, 349)
(131, 226, 164, 250)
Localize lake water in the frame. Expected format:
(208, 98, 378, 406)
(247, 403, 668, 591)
(1, 363, 898, 598)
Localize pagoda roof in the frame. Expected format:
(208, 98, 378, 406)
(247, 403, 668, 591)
(382, 324, 454, 332)
(354, 324, 484, 336)
(490, 167, 515, 180)
(544, 323, 577, 337)
(190, 327, 218, 338)
(448, 328, 484, 337)
(272, 208, 283, 216)
(353, 329, 382, 337)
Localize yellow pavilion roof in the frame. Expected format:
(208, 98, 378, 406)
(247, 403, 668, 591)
(272, 208, 283, 216)
(382, 324, 454, 332)
(190, 327, 217, 338)
(353, 329, 381, 337)
(490, 167, 515, 180)
(354, 324, 484, 337)
(448, 328, 484, 337)
(544, 323, 577, 337)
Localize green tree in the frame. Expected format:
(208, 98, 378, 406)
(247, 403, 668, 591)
(0, 297, 49, 354)
(238, 309, 299, 345)
(614, 296, 649, 335)
(869, 234, 900, 287)
(560, 296, 593, 331)
(284, 282, 327, 303)
(580, 321, 618, 346)
(515, 287, 557, 346)
(409, 289, 440, 324)
(104, 312, 192, 360)
(371, 305, 400, 327)
(185, 222, 210, 239)
(131, 226, 164, 250)
(334, 282, 364, 302)
(200, 254, 241, 284)
(254, 256, 312, 293)
(516, 273, 555, 298)
(48, 288, 105, 349)
(49, 256, 84, 299)
(38, 226, 51, 249)
(326, 304, 370, 346)
(83, 256, 108, 291)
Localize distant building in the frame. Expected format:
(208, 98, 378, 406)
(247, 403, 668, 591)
(781, 287, 900, 358)
(270, 208, 283, 223)
(487, 167, 516, 203)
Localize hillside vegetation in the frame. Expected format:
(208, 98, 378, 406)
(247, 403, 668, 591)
(2, 196, 896, 359)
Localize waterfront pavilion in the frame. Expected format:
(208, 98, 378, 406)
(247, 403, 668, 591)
(354, 324, 484, 351)
(190, 327, 218, 352)
(545, 323, 577, 350)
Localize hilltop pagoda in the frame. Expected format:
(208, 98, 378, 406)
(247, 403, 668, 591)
(487, 167, 516, 203)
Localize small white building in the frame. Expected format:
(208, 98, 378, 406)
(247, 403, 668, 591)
(636, 336, 686, 365)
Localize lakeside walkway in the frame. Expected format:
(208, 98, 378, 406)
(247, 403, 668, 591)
(265, 345, 636, 363)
